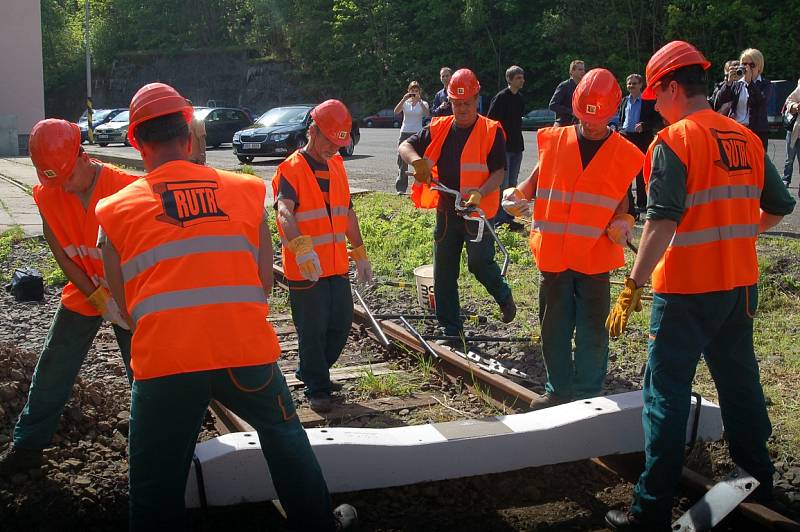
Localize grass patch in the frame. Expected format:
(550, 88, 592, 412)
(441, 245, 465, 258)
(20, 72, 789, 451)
(351, 193, 800, 459)
(356, 365, 416, 398)
(240, 164, 256, 175)
(0, 227, 67, 286)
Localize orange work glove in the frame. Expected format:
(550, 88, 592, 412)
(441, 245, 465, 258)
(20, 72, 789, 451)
(501, 187, 531, 218)
(463, 189, 482, 208)
(287, 235, 321, 282)
(606, 213, 635, 246)
(410, 159, 432, 185)
(348, 245, 373, 284)
(606, 277, 644, 338)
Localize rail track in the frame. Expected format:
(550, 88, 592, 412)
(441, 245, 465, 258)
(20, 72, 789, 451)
(204, 263, 799, 531)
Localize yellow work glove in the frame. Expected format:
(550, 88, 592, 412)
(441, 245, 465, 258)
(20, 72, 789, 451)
(606, 277, 644, 338)
(606, 213, 635, 246)
(410, 159, 432, 185)
(87, 286, 130, 330)
(464, 190, 482, 208)
(501, 187, 531, 218)
(287, 235, 321, 282)
(348, 245, 373, 284)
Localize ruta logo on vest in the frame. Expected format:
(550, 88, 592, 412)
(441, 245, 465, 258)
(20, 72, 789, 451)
(153, 181, 229, 227)
(711, 129, 753, 173)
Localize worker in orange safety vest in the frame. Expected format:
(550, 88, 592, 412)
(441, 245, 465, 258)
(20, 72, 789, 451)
(502, 68, 644, 410)
(399, 68, 516, 348)
(603, 41, 796, 531)
(0, 119, 135, 477)
(95, 83, 357, 531)
(273, 99, 372, 413)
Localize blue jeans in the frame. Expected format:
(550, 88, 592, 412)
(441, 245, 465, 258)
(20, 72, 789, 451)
(631, 285, 773, 525)
(495, 151, 523, 224)
(783, 131, 799, 185)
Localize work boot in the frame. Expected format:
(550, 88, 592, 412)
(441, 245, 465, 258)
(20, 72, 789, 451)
(309, 392, 332, 413)
(528, 393, 569, 411)
(604, 509, 670, 531)
(0, 445, 44, 476)
(334, 503, 358, 531)
(499, 295, 516, 323)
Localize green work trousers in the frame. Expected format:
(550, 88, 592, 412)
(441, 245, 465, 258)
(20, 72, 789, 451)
(538, 270, 610, 400)
(13, 304, 132, 450)
(288, 275, 354, 396)
(631, 284, 774, 526)
(129, 363, 336, 531)
(434, 210, 512, 336)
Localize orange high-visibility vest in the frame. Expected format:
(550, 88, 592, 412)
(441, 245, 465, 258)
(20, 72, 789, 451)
(644, 109, 765, 294)
(272, 151, 351, 281)
(530, 126, 643, 274)
(410, 115, 503, 218)
(33, 163, 137, 316)
(95, 161, 280, 380)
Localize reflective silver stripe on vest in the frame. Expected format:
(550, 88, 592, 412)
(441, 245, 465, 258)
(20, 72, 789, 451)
(684, 185, 761, 208)
(63, 244, 102, 260)
(130, 285, 266, 323)
(312, 233, 347, 246)
(461, 163, 489, 172)
(330, 206, 350, 217)
(295, 208, 329, 222)
(537, 188, 618, 210)
(670, 224, 759, 247)
(121, 235, 258, 282)
(532, 220, 603, 238)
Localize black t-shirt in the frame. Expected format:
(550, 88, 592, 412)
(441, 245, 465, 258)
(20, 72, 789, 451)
(275, 150, 352, 211)
(406, 119, 506, 211)
(487, 87, 525, 152)
(575, 125, 610, 169)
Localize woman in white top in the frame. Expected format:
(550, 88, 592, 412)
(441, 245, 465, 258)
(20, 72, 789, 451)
(394, 81, 429, 193)
(782, 78, 800, 188)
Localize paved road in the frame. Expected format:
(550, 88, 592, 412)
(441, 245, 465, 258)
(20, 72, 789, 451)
(84, 128, 800, 235)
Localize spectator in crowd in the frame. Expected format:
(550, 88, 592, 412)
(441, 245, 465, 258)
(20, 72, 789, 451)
(549, 60, 585, 127)
(488, 65, 526, 229)
(186, 99, 206, 165)
(394, 81, 430, 194)
(613, 74, 658, 216)
(709, 60, 741, 115)
(783, 79, 800, 189)
(431, 67, 453, 116)
(713, 48, 772, 148)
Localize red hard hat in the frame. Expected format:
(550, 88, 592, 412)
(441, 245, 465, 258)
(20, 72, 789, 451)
(127, 82, 193, 150)
(311, 100, 352, 147)
(642, 40, 711, 100)
(447, 69, 481, 100)
(572, 68, 622, 124)
(29, 119, 81, 187)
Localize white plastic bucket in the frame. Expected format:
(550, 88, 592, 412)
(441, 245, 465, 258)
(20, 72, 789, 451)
(413, 264, 436, 311)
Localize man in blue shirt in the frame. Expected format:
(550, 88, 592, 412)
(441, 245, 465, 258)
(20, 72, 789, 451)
(431, 67, 453, 116)
(613, 74, 659, 215)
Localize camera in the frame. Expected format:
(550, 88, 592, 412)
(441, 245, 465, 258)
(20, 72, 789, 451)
(735, 67, 745, 76)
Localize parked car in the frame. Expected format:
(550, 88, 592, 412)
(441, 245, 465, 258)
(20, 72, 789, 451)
(195, 107, 253, 147)
(521, 109, 556, 131)
(94, 110, 130, 146)
(233, 104, 361, 163)
(77, 108, 127, 143)
(363, 109, 401, 128)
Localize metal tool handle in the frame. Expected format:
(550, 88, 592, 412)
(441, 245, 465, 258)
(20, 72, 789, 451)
(352, 286, 390, 347)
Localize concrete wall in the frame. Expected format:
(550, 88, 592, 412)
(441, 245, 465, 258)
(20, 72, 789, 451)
(0, 0, 45, 154)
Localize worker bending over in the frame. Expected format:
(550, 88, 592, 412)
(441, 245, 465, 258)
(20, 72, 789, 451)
(95, 83, 357, 531)
(503, 69, 642, 410)
(604, 41, 795, 531)
(0, 119, 134, 475)
(399, 68, 516, 346)
(273, 99, 372, 413)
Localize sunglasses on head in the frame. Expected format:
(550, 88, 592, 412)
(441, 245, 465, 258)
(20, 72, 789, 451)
(741, 62, 756, 68)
